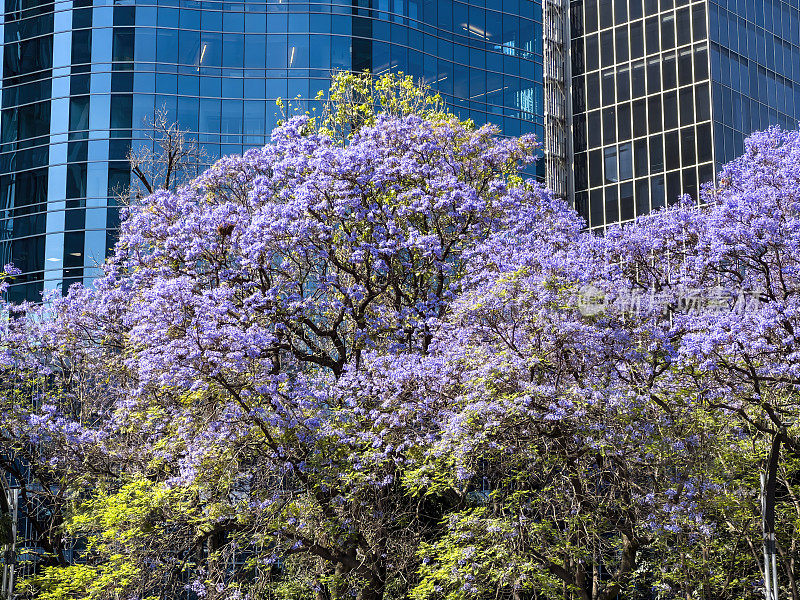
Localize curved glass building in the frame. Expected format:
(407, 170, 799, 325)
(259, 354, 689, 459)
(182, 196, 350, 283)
(0, 0, 545, 302)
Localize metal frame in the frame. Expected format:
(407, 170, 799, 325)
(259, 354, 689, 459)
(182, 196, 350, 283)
(544, 0, 569, 198)
(1, 473, 18, 600)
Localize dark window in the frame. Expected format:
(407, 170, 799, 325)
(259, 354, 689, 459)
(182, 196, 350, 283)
(585, 0, 598, 33)
(667, 170, 681, 205)
(589, 149, 603, 187)
(645, 16, 659, 54)
(605, 185, 619, 223)
(619, 142, 633, 180)
(573, 76, 587, 113)
(617, 65, 630, 101)
(602, 69, 615, 104)
(697, 122, 712, 163)
(692, 4, 706, 42)
(635, 178, 650, 215)
(631, 60, 645, 97)
(647, 95, 662, 133)
(633, 99, 647, 137)
(694, 45, 708, 81)
(649, 134, 664, 172)
(647, 57, 661, 94)
(630, 0, 643, 20)
(588, 110, 602, 147)
(590, 189, 604, 227)
(663, 90, 678, 130)
(698, 163, 714, 187)
(617, 102, 631, 140)
(604, 145, 618, 183)
(662, 51, 677, 89)
(680, 126, 695, 165)
(601, 30, 614, 67)
(113, 27, 135, 64)
(599, 0, 613, 29)
(615, 25, 629, 63)
(586, 34, 599, 71)
(634, 138, 649, 177)
(575, 152, 589, 190)
(678, 47, 693, 85)
(614, 0, 628, 25)
(630, 21, 644, 59)
(603, 107, 616, 145)
(620, 182, 634, 221)
(676, 7, 691, 46)
(661, 13, 675, 50)
(665, 130, 680, 170)
(587, 72, 600, 109)
(682, 167, 697, 200)
(574, 113, 588, 152)
(679, 86, 694, 125)
(651, 174, 665, 209)
(69, 96, 89, 134)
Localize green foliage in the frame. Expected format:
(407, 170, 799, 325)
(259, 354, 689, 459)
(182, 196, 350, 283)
(277, 69, 448, 144)
(21, 479, 201, 600)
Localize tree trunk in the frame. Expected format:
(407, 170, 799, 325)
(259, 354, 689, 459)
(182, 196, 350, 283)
(356, 568, 385, 600)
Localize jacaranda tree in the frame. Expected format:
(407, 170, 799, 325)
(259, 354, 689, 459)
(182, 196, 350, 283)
(5, 71, 800, 600)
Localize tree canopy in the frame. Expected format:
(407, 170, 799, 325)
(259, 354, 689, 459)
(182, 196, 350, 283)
(3, 72, 800, 600)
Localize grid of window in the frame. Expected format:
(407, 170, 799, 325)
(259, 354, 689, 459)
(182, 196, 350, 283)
(709, 0, 800, 168)
(0, 0, 547, 301)
(570, 0, 713, 230)
(128, 0, 544, 155)
(0, 0, 53, 302)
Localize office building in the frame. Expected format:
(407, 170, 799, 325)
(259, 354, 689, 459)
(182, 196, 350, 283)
(0, 0, 545, 302)
(3, 0, 800, 299)
(569, 0, 800, 229)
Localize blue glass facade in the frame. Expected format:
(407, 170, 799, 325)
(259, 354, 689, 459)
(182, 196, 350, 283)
(709, 0, 800, 167)
(0, 0, 545, 302)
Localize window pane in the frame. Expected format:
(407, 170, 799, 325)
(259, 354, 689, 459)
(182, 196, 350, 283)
(633, 98, 647, 137)
(602, 69, 616, 104)
(678, 47, 693, 85)
(651, 174, 665, 208)
(662, 51, 677, 89)
(635, 178, 650, 215)
(588, 110, 602, 147)
(603, 107, 617, 144)
(697, 122, 712, 163)
(589, 149, 603, 187)
(647, 95, 662, 133)
(661, 12, 675, 50)
(617, 102, 632, 139)
(680, 126, 695, 165)
(605, 146, 618, 183)
(663, 90, 678, 129)
(619, 142, 633, 180)
(634, 138, 648, 176)
(617, 65, 631, 101)
(620, 182, 634, 221)
(630, 21, 644, 59)
(665, 130, 680, 170)
(679, 86, 694, 125)
(616, 26, 629, 63)
(647, 57, 661, 94)
(605, 186, 619, 223)
(649, 134, 664, 172)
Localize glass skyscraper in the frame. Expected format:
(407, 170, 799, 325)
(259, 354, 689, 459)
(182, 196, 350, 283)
(569, 0, 800, 230)
(3, 0, 800, 299)
(0, 0, 545, 302)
